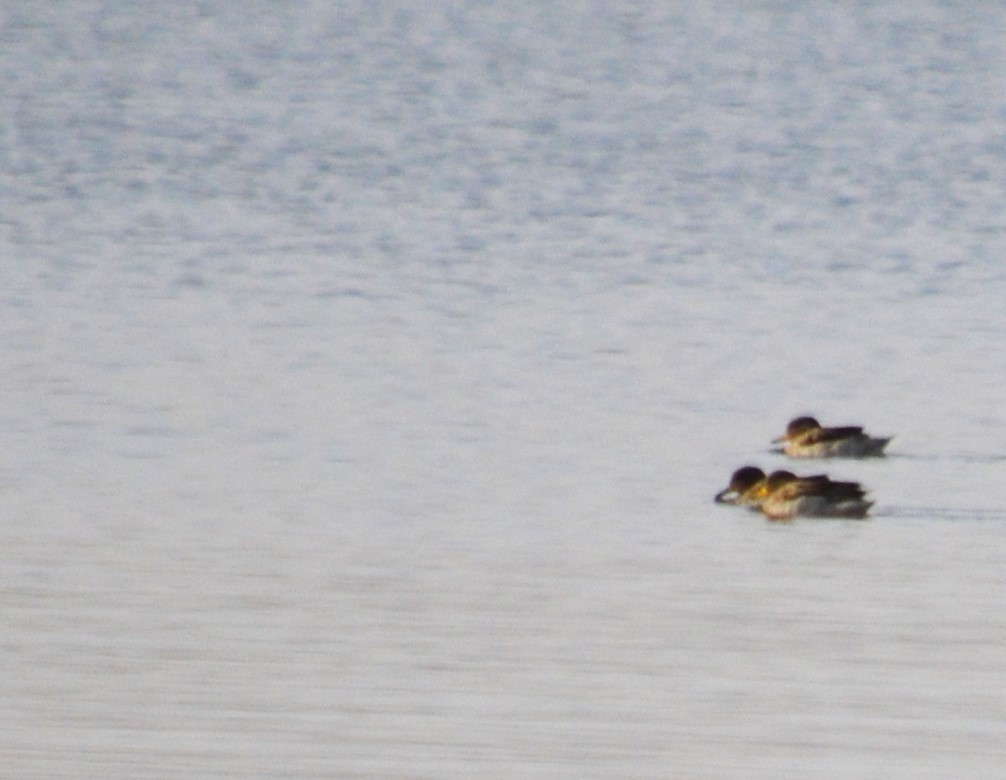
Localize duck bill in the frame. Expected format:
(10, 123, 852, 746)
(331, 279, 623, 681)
(714, 488, 737, 504)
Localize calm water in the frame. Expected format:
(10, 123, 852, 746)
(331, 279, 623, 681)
(4, 2, 1006, 777)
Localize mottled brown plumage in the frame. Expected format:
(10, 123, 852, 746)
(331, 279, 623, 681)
(715, 466, 872, 520)
(774, 416, 891, 458)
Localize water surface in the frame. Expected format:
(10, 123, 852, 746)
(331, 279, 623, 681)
(3, 2, 1006, 777)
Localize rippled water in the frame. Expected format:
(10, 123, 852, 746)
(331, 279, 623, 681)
(4, 2, 1006, 777)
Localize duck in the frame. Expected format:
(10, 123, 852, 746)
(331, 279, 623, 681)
(757, 469, 872, 521)
(715, 467, 872, 520)
(773, 416, 891, 458)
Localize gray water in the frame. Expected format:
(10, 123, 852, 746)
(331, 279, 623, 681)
(4, 2, 1006, 777)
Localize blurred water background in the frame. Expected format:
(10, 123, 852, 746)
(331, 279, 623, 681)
(3, 2, 1006, 777)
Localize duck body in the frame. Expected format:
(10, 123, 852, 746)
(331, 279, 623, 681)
(775, 416, 891, 458)
(758, 471, 873, 520)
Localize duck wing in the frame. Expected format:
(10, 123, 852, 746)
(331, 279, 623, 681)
(821, 480, 868, 500)
(775, 479, 827, 500)
(802, 426, 865, 444)
(783, 478, 866, 501)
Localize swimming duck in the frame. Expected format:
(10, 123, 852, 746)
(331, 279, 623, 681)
(773, 416, 891, 458)
(715, 467, 872, 520)
(757, 469, 872, 521)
